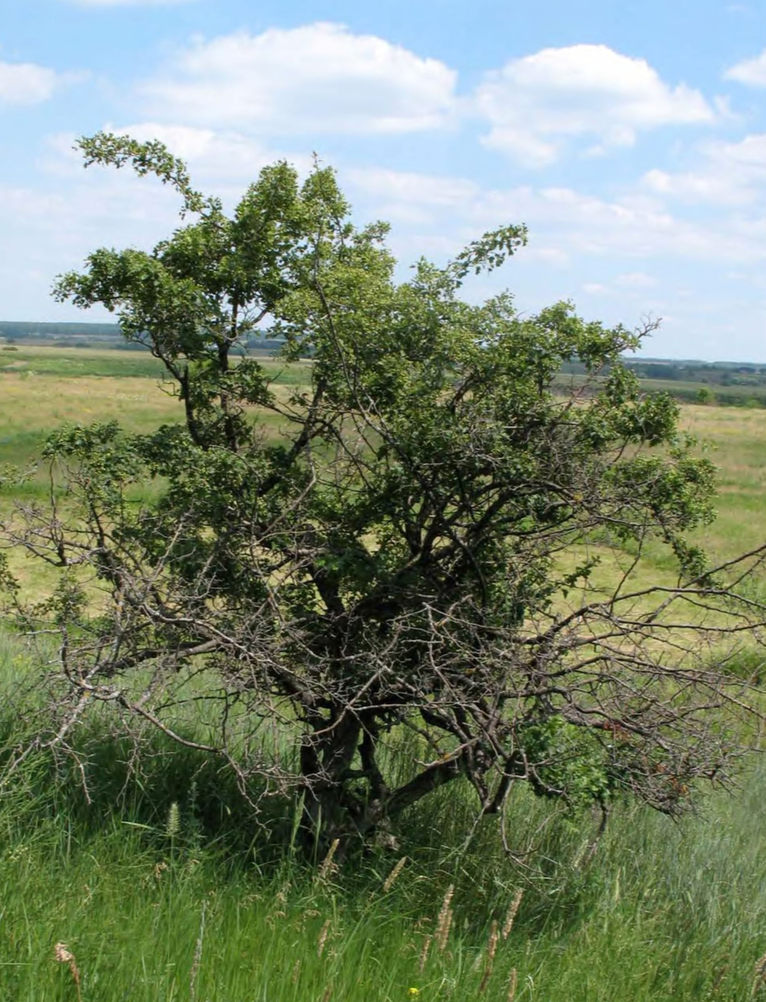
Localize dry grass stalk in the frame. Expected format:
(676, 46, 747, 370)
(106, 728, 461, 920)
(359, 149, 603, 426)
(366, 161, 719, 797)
(501, 889, 523, 941)
(752, 950, 766, 996)
(317, 918, 332, 958)
(418, 934, 432, 974)
(435, 884, 454, 953)
(321, 986, 332, 1002)
(478, 920, 499, 994)
(506, 967, 518, 1002)
(189, 900, 206, 1002)
(318, 838, 340, 880)
(382, 856, 408, 893)
(54, 942, 82, 1002)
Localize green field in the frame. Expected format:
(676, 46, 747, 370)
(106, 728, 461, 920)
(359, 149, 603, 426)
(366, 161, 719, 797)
(0, 347, 310, 473)
(1, 348, 766, 1000)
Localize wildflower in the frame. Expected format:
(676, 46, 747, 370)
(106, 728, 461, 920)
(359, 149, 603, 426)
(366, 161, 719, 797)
(408, 989, 421, 997)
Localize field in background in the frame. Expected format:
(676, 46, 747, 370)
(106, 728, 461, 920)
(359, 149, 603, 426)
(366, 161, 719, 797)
(0, 346, 309, 472)
(1, 347, 766, 1000)
(2, 346, 765, 567)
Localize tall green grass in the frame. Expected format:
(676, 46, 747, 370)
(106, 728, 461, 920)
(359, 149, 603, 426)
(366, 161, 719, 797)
(0, 633, 764, 1001)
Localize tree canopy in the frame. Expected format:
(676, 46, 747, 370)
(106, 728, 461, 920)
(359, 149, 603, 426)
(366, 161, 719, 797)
(2, 133, 765, 857)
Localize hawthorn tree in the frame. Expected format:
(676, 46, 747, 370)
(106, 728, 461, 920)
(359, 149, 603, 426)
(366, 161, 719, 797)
(2, 133, 765, 855)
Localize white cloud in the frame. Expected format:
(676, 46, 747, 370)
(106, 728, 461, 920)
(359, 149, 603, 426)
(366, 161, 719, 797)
(0, 167, 184, 322)
(344, 163, 766, 269)
(523, 245, 570, 267)
(643, 133, 766, 206)
(347, 167, 478, 224)
(348, 166, 478, 206)
(725, 49, 766, 86)
(139, 23, 457, 134)
(106, 122, 286, 178)
(12, 130, 766, 359)
(0, 59, 59, 105)
(41, 124, 324, 224)
(475, 44, 715, 166)
(615, 271, 657, 288)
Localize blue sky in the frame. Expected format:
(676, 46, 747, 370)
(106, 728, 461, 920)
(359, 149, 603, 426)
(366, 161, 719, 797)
(4, 0, 766, 360)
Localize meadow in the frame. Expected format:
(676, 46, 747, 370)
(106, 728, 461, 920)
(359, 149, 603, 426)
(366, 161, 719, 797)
(1, 347, 765, 1001)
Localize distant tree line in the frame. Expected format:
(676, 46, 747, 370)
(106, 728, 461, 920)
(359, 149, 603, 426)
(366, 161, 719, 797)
(561, 357, 766, 408)
(0, 320, 122, 340)
(2, 321, 765, 406)
(563, 356, 766, 385)
(0, 321, 285, 354)
(627, 359, 766, 387)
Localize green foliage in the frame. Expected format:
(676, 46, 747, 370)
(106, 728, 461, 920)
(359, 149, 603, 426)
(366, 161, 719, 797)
(3, 132, 763, 858)
(520, 717, 615, 809)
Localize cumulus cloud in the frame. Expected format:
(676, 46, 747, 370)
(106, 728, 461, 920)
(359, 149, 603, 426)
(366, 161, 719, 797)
(139, 23, 457, 134)
(475, 44, 715, 166)
(725, 49, 766, 86)
(0, 59, 59, 105)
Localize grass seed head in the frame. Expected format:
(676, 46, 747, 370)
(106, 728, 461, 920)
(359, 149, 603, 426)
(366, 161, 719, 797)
(382, 856, 408, 893)
(166, 801, 180, 839)
(478, 920, 499, 994)
(507, 967, 518, 1002)
(435, 884, 455, 953)
(502, 889, 524, 941)
(54, 942, 75, 965)
(752, 950, 766, 996)
(319, 838, 340, 880)
(418, 934, 432, 974)
(317, 918, 332, 957)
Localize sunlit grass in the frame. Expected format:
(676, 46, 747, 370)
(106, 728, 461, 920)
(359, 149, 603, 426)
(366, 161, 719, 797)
(0, 350, 311, 484)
